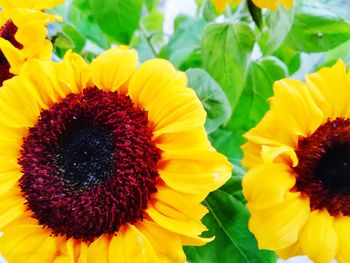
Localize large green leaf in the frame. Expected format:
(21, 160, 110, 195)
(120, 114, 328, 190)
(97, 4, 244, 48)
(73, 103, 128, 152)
(89, 0, 143, 44)
(202, 22, 255, 110)
(210, 57, 287, 161)
(285, 1, 350, 52)
(272, 44, 301, 75)
(260, 5, 295, 55)
(184, 190, 276, 263)
(186, 69, 231, 134)
(159, 16, 206, 68)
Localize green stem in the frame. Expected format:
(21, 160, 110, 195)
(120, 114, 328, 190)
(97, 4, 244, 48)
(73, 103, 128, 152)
(140, 25, 158, 58)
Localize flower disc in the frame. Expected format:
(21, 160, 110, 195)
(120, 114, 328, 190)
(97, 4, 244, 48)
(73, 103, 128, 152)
(19, 87, 160, 240)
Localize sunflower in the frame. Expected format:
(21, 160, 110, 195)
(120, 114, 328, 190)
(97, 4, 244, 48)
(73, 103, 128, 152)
(211, 0, 293, 12)
(0, 47, 231, 262)
(0, 0, 64, 10)
(242, 61, 350, 263)
(0, 8, 61, 85)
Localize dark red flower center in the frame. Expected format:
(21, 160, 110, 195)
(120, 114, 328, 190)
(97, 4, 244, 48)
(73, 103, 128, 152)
(294, 118, 350, 216)
(0, 20, 23, 86)
(19, 87, 161, 241)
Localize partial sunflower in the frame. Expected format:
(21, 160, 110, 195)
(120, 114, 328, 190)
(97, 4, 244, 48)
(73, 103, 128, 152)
(242, 61, 350, 263)
(0, 47, 231, 262)
(211, 0, 293, 12)
(0, 0, 64, 10)
(0, 8, 61, 85)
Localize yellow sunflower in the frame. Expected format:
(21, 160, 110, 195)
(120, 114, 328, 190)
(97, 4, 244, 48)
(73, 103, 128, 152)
(242, 60, 350, 263)
(0, 8, 61, 85)
(0, 0, 64, 10)
(211, 0, 294, 12)
(0, 47, 231, 262)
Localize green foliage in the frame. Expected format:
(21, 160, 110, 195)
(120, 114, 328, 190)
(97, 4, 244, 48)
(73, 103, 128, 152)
(285, 1, 350, 52)
(259, 6, 295, 55)
(89, 0, 143, 44)
(202, 22, 255, 110)
(160, 16, 207, 69)
(186, 69, 232, 134)
(184, 190, 276, 263)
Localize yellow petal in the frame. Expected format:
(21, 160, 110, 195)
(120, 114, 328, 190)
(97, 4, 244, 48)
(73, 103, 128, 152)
(128, 59, 186, 108)
(0, 225, 57, 262)
(147, 86, 206, 137)
(158, 150, 231, 195)
(108, 228, 126, 263)
(91, 47, 138, 92)
(245, 79, 324, 150)
(248, 192, 309, 250)
(0, 193, 26, 229)
(87, 235, 109, 263)
(252, 0, 279, 10)
(241, 141, 263, 169)
(152, 186, 208, 221)
(0, 0, 64, 9)
(299, 210, 338, 263)
(78, 242, 88, 263)
(261, 145, 298, 167)
(180, 235, 214, 246)
(306, 60, 350, 120)
(55, 51, 91, 95)
(276, 241, 303, 259)
(136, 220, 185, 263)
(242, 163, 295, 209)
(127, 59, 205, 136)
(280, 0, 294, 9)
(0, 171, 22, 197)
(154, 127, 210, 152)
(123, 224, 159, 263)
(334, 216, 350, 263)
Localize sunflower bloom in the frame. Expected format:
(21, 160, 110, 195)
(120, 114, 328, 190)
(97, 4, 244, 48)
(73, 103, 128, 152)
(211, 0, 294, 12)
(0, 0, 64, 10)
(242, 61, 350, 263)
(0, 47, 231, 262)
(0, 8, 61, 85)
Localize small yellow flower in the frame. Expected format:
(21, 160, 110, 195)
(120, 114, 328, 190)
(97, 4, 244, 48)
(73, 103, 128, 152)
(0, 47, 231, 262)
(0, 0, 64, 10)
(0, 8, 61, 85)
(212, 0, 294, 12)
(242, 61, 350, 263)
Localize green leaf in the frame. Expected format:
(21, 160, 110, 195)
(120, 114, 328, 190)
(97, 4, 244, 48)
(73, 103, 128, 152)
(316, 39, 350, 69)
(69, 0, 109, 48)
(260, 5, 295, 55)
(272, 44, 301, 75)
(62, 24, 86, 52)
(202, 0, 216, 22)
(145, 0, 159, 12)
(89, 0, 143, 44)
(186, 69, 231, 134)
(54, 32, 75, 49)
(285, 1, 350, 52)
(210, 57, 287, 161)
(159, 16, 207, 68)
(184, 190, 276, 263)
(202, 22, 255, 110)
(142, 10, 164, 33)
(247, 0, 263, 29)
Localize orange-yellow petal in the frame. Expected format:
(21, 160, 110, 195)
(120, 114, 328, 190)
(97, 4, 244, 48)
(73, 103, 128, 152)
(248, 192, 309, 250)
(299, 210, 338, 263)
(91, 47, 138, 92)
